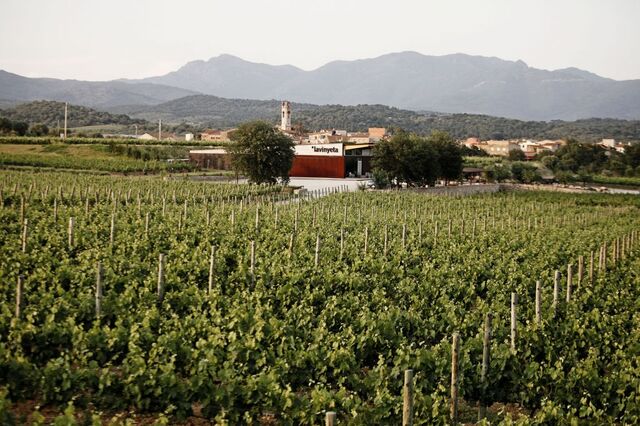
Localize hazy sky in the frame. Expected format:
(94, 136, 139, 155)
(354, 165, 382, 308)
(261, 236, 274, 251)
(1, 0, 639, 81)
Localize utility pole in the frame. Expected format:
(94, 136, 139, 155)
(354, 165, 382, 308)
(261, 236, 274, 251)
(63, 102, 68, 139)
(158, 119, 162, 141)
(134, 124, 138, 137)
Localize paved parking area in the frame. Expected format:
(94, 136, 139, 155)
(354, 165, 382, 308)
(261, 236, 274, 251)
(188, 175, 372, 194)
(288, 177, 370, 193)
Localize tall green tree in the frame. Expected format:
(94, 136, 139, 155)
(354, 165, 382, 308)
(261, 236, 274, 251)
(623, 143, 640, 169)
(426, 131, 463, 183)
(554, 139, 608, 173)
(372, 131, 440, 187)
(508, 148, 526, 161)
(28, 123, 49, 136)
(412, 138, 441, 186)
(11, 121, 28, 136)
(228, 121, 295, 184)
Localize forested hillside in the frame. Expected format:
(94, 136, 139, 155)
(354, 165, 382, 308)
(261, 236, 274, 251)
(3, 98, 640, 141)
(121, 95, 640, 141)
(0, 100, 146, 128)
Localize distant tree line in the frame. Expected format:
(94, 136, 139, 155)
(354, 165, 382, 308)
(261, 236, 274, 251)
(4, 98, 640, 143)
(0, 117, 29, 136)
(0, 100, 145, 128)
(296, 109, 640, 142)
(538, 139, 640, 179)
(476, 139, 640, 185)
(372, 130, 463, 187)
(483, 162, 543, 184)
(0, 117, 97, 137)
(0, 101, 201, 137)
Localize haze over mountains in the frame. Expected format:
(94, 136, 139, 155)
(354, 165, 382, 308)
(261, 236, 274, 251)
(0, 70, 197, 109)
(1, 52, 640, 121)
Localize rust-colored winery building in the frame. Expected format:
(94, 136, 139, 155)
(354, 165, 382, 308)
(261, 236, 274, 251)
(189, 143, 373, 178)
(289, 143, 345, 178)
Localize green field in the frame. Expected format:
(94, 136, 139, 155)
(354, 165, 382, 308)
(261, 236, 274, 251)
(0, 170, 639, 424)
(0, 136, 230, 148)
(591, 174, 640, 188)
(0, 144, 196, 174)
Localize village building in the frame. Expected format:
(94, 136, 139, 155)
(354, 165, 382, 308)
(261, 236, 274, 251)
(464, 138, 566, 158)
(347, 132, 371, 144)
(307, 130, 348, 144)
(368, 127, 388, 141)
(474, 140, 520, 156)
(200, 129, 233, 142)
(137, 132, 178, 141)
(538, 140, 565, 151)
(598, 138, 629, 153)
(138, 133, 156, 141)
(463, 137, 481, 148)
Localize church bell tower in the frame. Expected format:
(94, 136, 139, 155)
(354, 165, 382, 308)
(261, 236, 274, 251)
(281, 101, 291, 131)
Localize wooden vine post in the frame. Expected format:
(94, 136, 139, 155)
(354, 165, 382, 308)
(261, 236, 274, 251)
(314, 234, 321, 268)
(21, 219, 28, 253)
(577, 256, 583, 288)
(208, 246, 215, 293)
(96, 262, 103, 318)
(402, 369, 414, 426)
(535, 280, 542, 324)
(20, 195, 25, 223)
(157, 253, 165, 303)
(15, 275, 24, 319)
(325, 411, 336, 426)
(450, 332, 460, 425)
(566, 264, 573, 302)
(110, 214, 116, 246)
(553, 270, 560, 315)
(250, 240, 256, 285)
(68, 217, 75, 248)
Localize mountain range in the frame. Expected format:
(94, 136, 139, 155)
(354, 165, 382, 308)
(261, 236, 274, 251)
(1, 52, 640, 121)
(129, 52, 640, 121)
